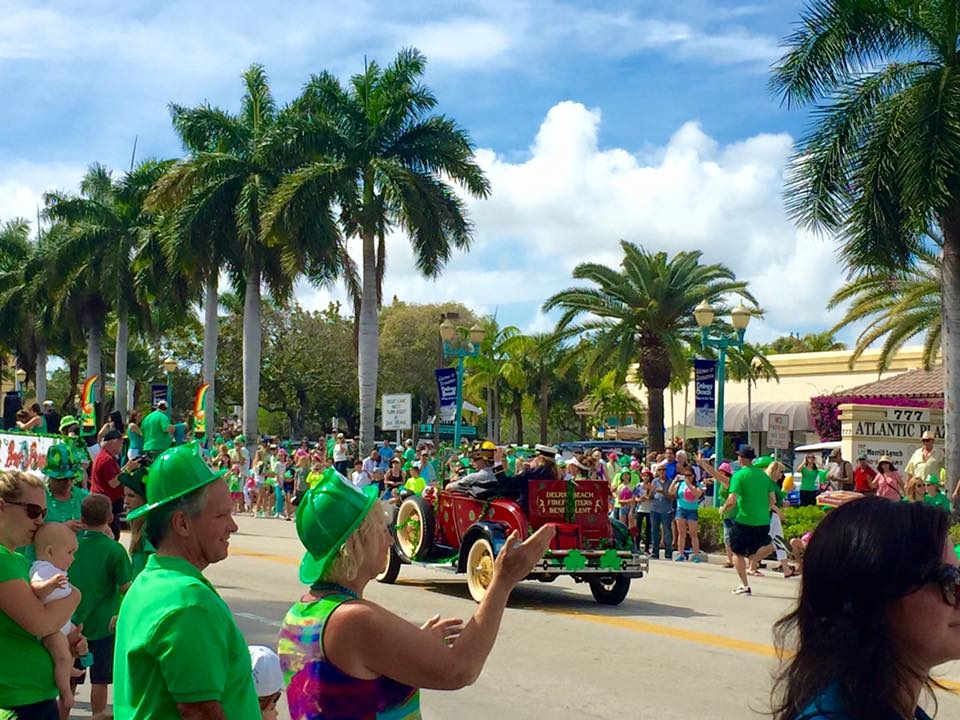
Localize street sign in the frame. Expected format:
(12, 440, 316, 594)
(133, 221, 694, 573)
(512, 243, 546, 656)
(418, 423, 478, 438)
(382, 394, 412, 431)
(768, 412, 790, 450)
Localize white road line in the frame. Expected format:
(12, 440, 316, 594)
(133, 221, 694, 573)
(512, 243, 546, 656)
(234, 611, 282, 628)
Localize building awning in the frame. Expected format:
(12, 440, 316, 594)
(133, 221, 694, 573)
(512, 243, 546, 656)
(686, 400, 813, 433)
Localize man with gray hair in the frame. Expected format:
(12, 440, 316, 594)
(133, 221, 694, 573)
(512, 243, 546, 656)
(112, 442, 259, 719)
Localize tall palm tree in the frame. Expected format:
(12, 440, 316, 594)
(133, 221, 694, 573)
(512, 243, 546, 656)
(262, 48, 490, 451)
(726, 343, 779, 448)
(771, 0, 960, 486)
(152, 64, 341, 445)
(583, 370, 646, 435)
(544, 241, 756, 451)
(463, 319, 524, 443)
(828, 241, 941, 371)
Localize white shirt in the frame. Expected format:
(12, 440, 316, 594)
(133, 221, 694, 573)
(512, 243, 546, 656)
(29, 560, 75, 634)
(362, 456, 379, 478)
(333, 442, 348, 463)
(351, 469, 372, 489)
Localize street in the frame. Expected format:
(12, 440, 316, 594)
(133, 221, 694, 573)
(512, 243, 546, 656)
(74, 515, 960, 719)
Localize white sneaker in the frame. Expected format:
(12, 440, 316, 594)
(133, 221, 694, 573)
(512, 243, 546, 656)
(732, 585, 752, 595)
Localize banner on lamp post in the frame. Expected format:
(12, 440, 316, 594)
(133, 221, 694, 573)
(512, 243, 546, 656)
(693, 359, 717, 428)
(434, 368, 458, 423)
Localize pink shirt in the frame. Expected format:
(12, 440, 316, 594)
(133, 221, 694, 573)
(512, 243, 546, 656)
(876, 470, 903, 500)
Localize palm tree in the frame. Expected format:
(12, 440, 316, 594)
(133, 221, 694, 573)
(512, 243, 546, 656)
(544, 241, 756, 451)
(262, 49, 490, 451)
(771, 0, 960, 485)
(583, 370, 646, 436)
(726, 343, 779, 448)
(152, 64, 341, 446)
(828, 241, 941, 371)
(524, 332, 573, 444)
(463, 319, 525, 443)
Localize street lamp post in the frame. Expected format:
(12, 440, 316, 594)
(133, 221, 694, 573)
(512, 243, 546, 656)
(693, 300, 752, 507)
(163, 358, 178, 409)
(14, 368, 26, 395)
(439, 319, 485, 448)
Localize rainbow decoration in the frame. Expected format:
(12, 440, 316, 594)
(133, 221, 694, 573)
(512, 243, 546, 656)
(79, 375, 98, 436)
(193, 383, 210, 437)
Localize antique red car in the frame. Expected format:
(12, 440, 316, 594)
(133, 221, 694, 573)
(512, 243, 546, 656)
(377, 476, 648, 605)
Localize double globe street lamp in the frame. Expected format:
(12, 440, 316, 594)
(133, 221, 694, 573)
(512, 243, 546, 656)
(439, 317, 485, 448)
(693, 300, 752, 506)
(163, 357, 178, 409)
(14, 368, 26, 395)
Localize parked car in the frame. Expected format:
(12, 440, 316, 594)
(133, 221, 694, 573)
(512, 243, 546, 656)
(377, 476, 648, 605)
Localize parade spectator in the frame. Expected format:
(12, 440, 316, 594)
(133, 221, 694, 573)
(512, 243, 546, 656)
(16, 405, 43, 433)
(649, 463, 676, 560)
(42, 401, 61, 438)
(905, 430, 944, 494)
(698, 457, 736, 568)
(126, 409, 144, 459)
(874, 456, 904, 500)
(771, 498, 954, 720)
(634, 468, 653, 554)
(113, 442, 260, 718)
(332, 433, 349, 476)
(248, 645, 283, 720)
(671, 466, 705, 562)
(29, 522, 81, 713)
(720, 446, 776, 595)
(96, 410, 124, 446)
(57, 416, 90, 486)
(852, 456, 877, 495)
(43, 445, 88, 532)
(379, 440, 395, 470)
(922, 475, 951, 512)
(825, 447, 853, 490)
(402, 438, 416, 464)
(90, 429, 141, 540)
(69, 493, 132, 718)
(795, 454, 821, 507)
(0, 470, 87, 720)
(615, 471, 633, 526)
(141, 400, 175, 455)
(278, 470, 554, 718)
(753, 458, 797, 579)
(118, 469, 153, 579)
(662, 447, 678, 480)
(351, 459, 372, 489)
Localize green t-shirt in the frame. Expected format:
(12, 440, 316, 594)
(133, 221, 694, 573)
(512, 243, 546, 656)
(716, 481, 736, 520)
(799, 467, 820, 492)
(924, 492, 952, 512)
(325, 436, 335, 459)
(0, 545, 56, 707)
(140, 410, 172, 453)
(113, 554, 259, 720)
(403, 447, 416, 462)
(46, 486, 89, 525)
(130, 537, 156, 581)
(729, 466, 773, 527)
(70, 530, 132, 641)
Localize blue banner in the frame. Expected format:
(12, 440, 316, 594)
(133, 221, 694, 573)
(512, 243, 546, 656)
(151, 384, 168, 408)
(434, 368, 458, 423)
(694, 359, 716, 428)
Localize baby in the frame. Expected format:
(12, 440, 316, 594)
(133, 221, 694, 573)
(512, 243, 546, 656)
(30, 522, 82, 711)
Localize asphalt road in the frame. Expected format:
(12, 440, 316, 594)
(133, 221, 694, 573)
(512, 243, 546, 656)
(73, 515, 960, 719)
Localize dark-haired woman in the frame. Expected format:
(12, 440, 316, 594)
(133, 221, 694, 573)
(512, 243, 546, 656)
(772, 496, 958, 720)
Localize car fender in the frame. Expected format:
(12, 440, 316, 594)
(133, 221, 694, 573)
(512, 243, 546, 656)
(457, 521, 510, 573)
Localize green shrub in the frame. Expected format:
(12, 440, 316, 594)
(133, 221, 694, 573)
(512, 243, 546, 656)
(697, 507, 724, 552)
(781, 506, 825, 541)
(948, 523, 960, 548)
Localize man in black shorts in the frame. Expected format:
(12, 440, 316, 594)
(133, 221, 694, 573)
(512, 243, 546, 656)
(719, 446, 776, 595)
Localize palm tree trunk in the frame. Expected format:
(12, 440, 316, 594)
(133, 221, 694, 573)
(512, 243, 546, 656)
(84, 313, 103, 394)
(203, 273, 219, 442)
(486, 386, 494, 439)
(115, 301, 129, 415)
(35, 338, 47, 404)
(941, 219, 960, 497)
(357, 228, 379, 454)
(242, 266, 262, 449)
(67, 357, 80, 413)
(539, 375, 549, 444)
(513, 400, 523, 443)
(492, 384, 501, 444)
(646, 386, 666, 452)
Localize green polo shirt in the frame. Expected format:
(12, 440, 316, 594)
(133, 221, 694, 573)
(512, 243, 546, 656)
(113, 554, 259, 720)
(729, 465, 773, 527)
(70, 530, 132, 641)
(924, 491, 952, 512)
(130, 537, 155, 581)
(0, 546, 56, 708)
(140, 410, 172, 454)
(46, 486, 89, 525)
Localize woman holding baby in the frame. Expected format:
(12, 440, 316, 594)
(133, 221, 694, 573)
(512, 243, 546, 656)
(0, 469, 87, 720)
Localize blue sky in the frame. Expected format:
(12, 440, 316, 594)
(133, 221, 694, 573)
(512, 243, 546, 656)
(1, 0, 859, 345)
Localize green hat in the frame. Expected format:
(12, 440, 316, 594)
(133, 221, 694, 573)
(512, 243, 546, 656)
(618, 456, 630, 467)
(118, 467, 147, 500)
(235, 435, 246, 444)
(127, 441, 227, 521)
(296, 469, 378, 584)
(926, 474, 942, 487)
(58, 415, 79, 433)
(753, 455, 774, 469)
(44, 443, 80, 480)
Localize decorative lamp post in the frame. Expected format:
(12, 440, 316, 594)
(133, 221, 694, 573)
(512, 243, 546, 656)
(14, 368, 26, 395)
(439, 318, 485, 448)
(693, 300, 752, 506)
(163, 358, 178, 409)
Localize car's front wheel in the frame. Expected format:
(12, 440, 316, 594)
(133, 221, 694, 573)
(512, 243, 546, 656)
(395, 495, 435, 561)
(465, 537, 495, 603)
(376, 545, 402, 584)
(589, 576, 630, 605)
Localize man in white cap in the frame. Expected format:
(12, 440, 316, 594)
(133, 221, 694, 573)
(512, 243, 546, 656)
(905, 430, 944, 490)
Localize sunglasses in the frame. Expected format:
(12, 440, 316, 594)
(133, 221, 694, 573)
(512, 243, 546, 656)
(925, 565, 960, 607)
(6, 500, 47, 520)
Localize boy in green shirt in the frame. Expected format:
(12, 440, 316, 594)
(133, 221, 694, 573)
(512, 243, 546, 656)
(71, 493, 133, 718)
(922, 474, 952, 512)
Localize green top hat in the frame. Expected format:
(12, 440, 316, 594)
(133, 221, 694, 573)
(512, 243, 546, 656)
(58, 415, 79, 433)
(44, 443, 81, 480)
(126, 441, 227, 521)
(118, 466, 147, 500)
(926, 474, 942, 487)
(753, 455, 775, 469)
(296, 468, 379, 584)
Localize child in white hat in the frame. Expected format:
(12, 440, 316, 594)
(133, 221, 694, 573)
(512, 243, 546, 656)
(249, 645, 284, 719)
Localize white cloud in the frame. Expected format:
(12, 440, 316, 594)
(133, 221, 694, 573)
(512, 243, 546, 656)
(404, 19, 512, 66)
(0, 161, 86, 236)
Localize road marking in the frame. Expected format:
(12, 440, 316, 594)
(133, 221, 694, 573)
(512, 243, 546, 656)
(235, 611, 282, 628)
(226, 545, 960, 689)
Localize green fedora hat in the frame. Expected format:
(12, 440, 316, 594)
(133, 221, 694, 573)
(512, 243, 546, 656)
(296, 468, 379, 585)
(117, 466, 148, 500)
(44, 443, 80, 480)
(753, 455, 775, 469)
(926, 474, 942, 487)
(58, 415, 79, 433)
(127, 441, 228, 521)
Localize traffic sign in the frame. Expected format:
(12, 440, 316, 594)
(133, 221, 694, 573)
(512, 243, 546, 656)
(418, 423, 478, 438)
(382, 394, 412, 431)
(768, 412, 790, 450)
